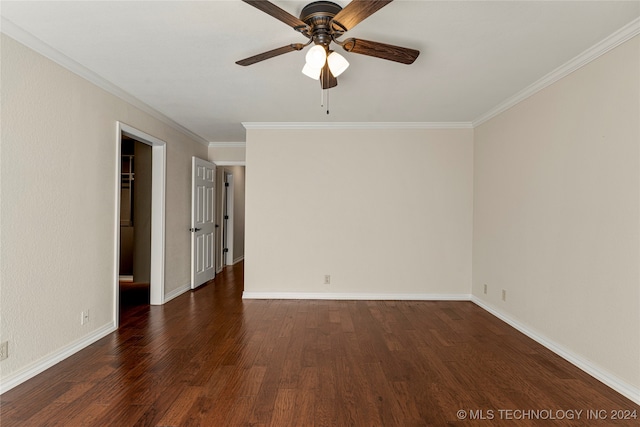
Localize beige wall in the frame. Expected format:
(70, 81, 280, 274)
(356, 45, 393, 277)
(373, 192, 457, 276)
(473, 36, 639, 390)
(209, 145, 246, 163)
(0, 35, 208, 381)
(132, 141, 152, 283)
(245, 128, 474, 296)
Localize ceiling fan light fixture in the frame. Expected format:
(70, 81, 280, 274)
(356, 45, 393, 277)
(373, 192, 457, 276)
(305, 44, 327, 68)
(302, 63, 322, 80)
(327, 51, 349, 77)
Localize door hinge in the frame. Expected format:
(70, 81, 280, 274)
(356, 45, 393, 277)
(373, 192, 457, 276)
(225, 182, 230, 187)
(223, 248, 229, 253)
(224, 215, 229, 220)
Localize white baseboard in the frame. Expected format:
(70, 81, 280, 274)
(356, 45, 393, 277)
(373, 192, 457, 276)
(242, 291, 638, 403)
(232, 255, 244, 265)
(471, 296, 640, 405)
(0, 322, 116, 394)
(3, 292, 636, 405)
(242, 292, 472, 301)
(164, 283, 191, 303)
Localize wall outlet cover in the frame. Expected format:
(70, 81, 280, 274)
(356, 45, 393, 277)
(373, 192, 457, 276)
(0, 341, 8, 361)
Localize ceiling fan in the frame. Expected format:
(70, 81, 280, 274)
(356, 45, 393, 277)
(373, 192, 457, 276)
(236, 0, 420, 89)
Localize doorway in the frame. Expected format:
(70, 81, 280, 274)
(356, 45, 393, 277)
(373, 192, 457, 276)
(119, 136, 152, 313)
(115, 123, 166, 326)
(214, 164, 245, 274)
(223, 172, 234, 267)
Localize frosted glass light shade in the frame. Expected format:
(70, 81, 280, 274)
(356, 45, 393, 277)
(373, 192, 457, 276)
(305, 45, 327, 68)
(327, 51, 349, 77)
(302, 63, 322, 80)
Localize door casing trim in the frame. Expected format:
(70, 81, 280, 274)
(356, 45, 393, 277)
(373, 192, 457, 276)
(115, 122, 167, 325)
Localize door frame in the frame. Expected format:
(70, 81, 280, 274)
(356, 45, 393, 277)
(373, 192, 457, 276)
(114, 122, 166, 324)
(224, 172, 234, 266)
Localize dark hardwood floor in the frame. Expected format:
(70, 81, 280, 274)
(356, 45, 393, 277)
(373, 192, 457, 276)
(1, 262, 638, 426)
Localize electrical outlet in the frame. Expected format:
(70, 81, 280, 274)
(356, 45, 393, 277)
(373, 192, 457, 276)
(483, 284, 487, 294)
(0, 341, 8, 361)
(502, 290, 507, 301)
(324, 275, 331, 285)
(81, 310, 90, 325)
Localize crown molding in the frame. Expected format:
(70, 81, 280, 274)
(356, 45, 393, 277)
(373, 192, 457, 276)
(4, 12, 637, 141)
(242, 122, 474, 130)
(213, 161, 246, 166)
(473, 16, 640, 127)
(208, 142, 246, 148)
(1, 17, 210, 147)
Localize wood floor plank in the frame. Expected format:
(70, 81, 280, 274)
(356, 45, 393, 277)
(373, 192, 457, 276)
(224, 396, 258, 427)
(155, 386, 205, 427)
(1, 262, 638, 426)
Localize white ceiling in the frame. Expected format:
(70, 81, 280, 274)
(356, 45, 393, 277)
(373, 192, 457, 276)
(2, 1, 639, 143)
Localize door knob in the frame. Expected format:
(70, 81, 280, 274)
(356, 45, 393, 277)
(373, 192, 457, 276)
(189, 227, 201, 232)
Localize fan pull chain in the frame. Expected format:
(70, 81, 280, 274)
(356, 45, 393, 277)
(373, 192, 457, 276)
(326, 89, 330, 115)
(320, 89, 330, 115)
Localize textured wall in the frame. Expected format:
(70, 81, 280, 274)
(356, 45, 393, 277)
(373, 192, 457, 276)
(0, 34, 207, 381)
(473, 36, 640, 390)
(209, 146, 246, 163)
(245, 128, 474, 297)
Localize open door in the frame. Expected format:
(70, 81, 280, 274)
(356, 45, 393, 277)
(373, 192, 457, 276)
(191, 157, 216, 288)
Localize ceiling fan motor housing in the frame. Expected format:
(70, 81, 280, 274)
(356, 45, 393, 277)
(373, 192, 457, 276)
(300, 1, 343, 46)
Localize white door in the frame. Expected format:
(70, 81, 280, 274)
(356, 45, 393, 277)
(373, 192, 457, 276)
(191, 157, 216, 288)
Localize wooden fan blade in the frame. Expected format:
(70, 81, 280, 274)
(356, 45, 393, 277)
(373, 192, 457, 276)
(242, 0, 309, 32)
(320, 61, 338, 89)
(236, 43, 305, 66)
(332, 0, 393, 32)
(342, 38, 419, 64)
